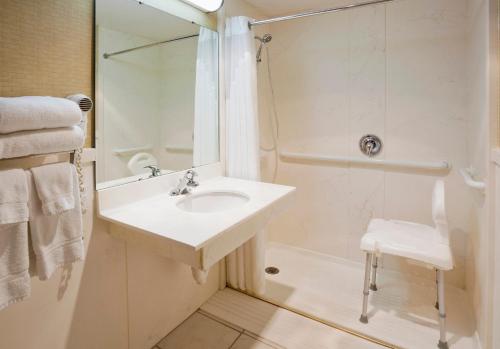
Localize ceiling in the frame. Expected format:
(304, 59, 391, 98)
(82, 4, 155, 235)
(243, 0, 375, 17)
(97, 0, 200, 40)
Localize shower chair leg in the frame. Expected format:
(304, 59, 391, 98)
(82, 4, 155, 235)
(435, 269, 439, 310)
(370, 256, 378, 291)
(360, 252, 373, 324)
(437, 270, 448, 349)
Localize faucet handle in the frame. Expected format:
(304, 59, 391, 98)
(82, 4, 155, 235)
(185, 169, 198, 187)
(144, 165, 161, 177)
(185, 169, 197, 179)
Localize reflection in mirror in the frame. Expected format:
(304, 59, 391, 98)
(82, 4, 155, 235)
(95, 0, 219, 189)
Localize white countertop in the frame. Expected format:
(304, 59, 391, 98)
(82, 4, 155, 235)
(99, 176, 295, 250)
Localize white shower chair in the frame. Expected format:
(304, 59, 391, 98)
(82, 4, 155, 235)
(359, 180, 453, 349)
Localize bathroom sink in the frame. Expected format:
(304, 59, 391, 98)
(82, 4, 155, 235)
(176, 191, 250, 213)
(98, 175, 295, 283)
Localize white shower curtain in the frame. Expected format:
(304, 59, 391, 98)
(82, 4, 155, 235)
(193, 28, 219, 167)
(224, 16, 265, 295)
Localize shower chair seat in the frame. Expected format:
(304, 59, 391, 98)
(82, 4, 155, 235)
(359, 180, 452, 349)
(360, 219, 453, 271)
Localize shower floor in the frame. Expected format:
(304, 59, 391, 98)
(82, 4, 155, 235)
(258, 242, 478, 349)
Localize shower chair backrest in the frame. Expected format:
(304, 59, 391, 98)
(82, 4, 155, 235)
(432, 180, 449, 245)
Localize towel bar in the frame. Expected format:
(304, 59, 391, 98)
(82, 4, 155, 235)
(0, 148, 96, 214)
(165, 144, 194, 153)
(113, 145, 153, 156)
(0, 148, 96, 170)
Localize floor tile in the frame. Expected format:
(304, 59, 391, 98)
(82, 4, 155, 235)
(201, 289, 383, 349)
(198, 309, 245, 332)
(242, 331, 284, 349)
(157, 312, 240, 349)
(230, 334, 276, 349)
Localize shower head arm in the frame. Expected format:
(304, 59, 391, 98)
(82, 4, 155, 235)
(254, 34, 272, 63)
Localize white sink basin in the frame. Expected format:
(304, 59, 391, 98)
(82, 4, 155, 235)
(98, 175, 295, 284)
(176, 191, 250, 213)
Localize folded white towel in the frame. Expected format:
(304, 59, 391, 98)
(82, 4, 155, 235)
(0, 126, 84, 160)
(0, 170, 30, 310)
(30, 163, 74, 216)
(0, 96, 82, 134)
(27, 167, 84, 280)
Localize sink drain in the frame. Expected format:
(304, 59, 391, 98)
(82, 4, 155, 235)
(265, 266, 280, 275)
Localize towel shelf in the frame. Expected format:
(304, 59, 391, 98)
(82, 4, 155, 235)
(280, 151, 451, 172)
(0, 148, 96, 170)
(460, 168, 486, 192)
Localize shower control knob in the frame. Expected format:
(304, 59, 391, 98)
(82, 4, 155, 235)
(359, 135, 382, 157)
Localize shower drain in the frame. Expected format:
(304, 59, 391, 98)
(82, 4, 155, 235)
(265, 266, 280, 275)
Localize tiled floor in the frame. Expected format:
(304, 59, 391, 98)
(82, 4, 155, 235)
(155, 312, 241, 349)
(154, 243, 477, 349)
(153, 310, 287, 349)
(201, 289, 384, 349)
(155, 294, 382, 349)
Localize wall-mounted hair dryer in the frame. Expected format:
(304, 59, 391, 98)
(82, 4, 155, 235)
(65, 94, 93, 214)
(66, 94, 93, 135)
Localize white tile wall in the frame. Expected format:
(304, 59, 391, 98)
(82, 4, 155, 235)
(464, 0, 491, 346)
(260, 0, 471, 286)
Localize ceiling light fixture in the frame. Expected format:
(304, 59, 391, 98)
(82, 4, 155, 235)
(181, 0, 223, 12)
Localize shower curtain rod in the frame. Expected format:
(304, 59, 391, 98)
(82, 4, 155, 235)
(249, 0, 395, 27)
(103, 34, 199, 59)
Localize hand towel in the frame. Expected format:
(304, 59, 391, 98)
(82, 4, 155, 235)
(0, 126, 84, 160)
(0, 169, 30, 311)
(0, 169, 29, 224)
(0, 96, 82, 134)
(27, 167, 84, 281)
(30, 163, 74, 216)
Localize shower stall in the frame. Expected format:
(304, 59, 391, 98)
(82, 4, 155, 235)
(237, 0, 496, 347)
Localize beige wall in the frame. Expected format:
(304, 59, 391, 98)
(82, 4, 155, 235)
(492, 156, 500, 349)
(492, 2, 500, 347)
(0, 0, 94, 147)
(0, 1, 221, 348)
(464, 0, 499, 347)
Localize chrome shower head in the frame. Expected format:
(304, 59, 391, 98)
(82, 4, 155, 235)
(255, 33, 272, 63)
(255, 33, 272, 43)
(262, 33, 272, 43)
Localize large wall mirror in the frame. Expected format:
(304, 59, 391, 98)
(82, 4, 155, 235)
(95, 0, 219, 189)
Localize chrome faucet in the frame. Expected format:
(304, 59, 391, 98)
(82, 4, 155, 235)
(144, 165, 161, 178)
(170, 170, 199, 196)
